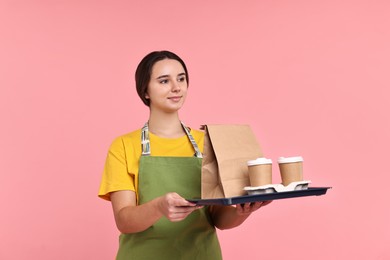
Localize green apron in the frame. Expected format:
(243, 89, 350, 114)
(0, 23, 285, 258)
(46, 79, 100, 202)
(116, 122, 222, 260)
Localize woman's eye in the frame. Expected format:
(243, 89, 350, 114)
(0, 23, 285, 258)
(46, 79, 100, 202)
(178, 76, 186, 82)
(159, 79, 168, 84)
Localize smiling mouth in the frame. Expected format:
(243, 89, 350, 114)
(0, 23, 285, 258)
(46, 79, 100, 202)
(168, 96, 182, 101)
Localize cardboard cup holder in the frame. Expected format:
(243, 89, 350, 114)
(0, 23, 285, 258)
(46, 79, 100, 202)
(244, 180, 311, 195)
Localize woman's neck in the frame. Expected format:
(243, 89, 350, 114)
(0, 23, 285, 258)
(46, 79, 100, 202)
(148, 111, 185, 138)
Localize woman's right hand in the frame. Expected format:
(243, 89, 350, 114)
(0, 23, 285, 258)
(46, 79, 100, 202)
(111, 190, 203, 233)
(156, 192, 203, 222)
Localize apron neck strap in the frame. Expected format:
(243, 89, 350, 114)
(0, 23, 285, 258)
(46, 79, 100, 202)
(141, 122, 203, 158)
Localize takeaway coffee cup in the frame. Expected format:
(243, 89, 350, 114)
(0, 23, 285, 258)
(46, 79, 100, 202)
(247, 158, 273, 187)
(278, 156, 304, 186)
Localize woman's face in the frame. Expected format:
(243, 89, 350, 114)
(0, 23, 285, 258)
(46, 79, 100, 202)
(146, 59, 188, 113)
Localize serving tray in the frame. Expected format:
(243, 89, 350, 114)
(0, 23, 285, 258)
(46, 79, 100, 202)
(187, 187, 331, 206)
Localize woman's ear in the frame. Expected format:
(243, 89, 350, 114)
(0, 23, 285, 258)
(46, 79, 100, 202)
(145, 93, 150, 99)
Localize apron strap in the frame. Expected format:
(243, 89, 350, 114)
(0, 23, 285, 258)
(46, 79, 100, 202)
(141, 122, 203, 158)
(141, 123, 151, 156)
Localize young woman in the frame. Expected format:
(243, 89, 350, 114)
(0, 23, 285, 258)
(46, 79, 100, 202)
(99, 50, 271, 259)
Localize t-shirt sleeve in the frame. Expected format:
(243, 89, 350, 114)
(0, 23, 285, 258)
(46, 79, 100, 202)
(98, 136, 136, 201)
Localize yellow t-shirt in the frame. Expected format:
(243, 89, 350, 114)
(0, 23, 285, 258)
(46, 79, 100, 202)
(98, 128, 205, 201)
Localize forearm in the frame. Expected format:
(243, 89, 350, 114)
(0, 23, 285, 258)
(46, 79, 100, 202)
(115, 197, 162, 234)
(210, 205, 251, 230)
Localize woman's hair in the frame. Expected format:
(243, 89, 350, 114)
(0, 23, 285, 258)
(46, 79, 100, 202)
(135, 50, 189, 106)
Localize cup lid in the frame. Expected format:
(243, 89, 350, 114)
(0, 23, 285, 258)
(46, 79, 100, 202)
(277, 156, 303, 164)
(247, 157, 272, 166)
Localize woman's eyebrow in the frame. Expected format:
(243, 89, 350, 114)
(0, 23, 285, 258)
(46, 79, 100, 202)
(156, 73, 186, 79)
(156, 74, 169, 79)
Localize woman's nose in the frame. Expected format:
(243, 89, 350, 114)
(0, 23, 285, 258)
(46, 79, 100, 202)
(171, 81, 181, 92)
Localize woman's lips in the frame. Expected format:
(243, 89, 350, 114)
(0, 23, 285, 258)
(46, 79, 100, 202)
(168, 96, 182, 102)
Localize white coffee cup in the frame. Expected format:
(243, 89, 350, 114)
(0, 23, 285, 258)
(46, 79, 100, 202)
(247, 158, 273, 187)
(278, 156, 304, 186)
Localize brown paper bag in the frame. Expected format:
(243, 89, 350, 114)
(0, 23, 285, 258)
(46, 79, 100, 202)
(201, 124, 263, 199)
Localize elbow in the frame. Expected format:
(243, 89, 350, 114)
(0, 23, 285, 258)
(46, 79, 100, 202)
(214, 223, 238, 230)
(115, 220, 128, 234)
(115, 220, 148, 234)
(215, 226, 229, 231)
(116, 224, 131, 234)
(116, 222, 140, 234)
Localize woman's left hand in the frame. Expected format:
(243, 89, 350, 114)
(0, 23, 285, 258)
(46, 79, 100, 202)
(235, 200, 273, 216)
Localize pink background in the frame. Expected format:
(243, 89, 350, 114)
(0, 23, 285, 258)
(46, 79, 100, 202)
(1, 1, 389, 259)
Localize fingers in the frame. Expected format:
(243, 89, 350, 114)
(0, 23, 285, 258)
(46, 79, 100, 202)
(261, 200, 273, 207)
(167, 205, 203, 222)
(238, 202, 260, 214)
(167, 192, 195, 207)
(236, 200, 273, 215)
(160, 193, 203, 222)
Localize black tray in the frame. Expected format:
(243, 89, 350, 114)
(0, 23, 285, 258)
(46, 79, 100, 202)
(187, 187, 331, 206)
